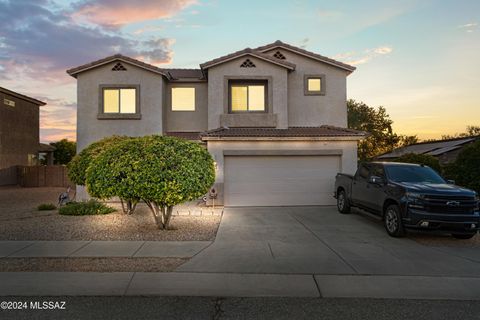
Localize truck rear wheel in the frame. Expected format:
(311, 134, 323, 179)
(337, 190, 351, 214)
(384, 204, 405, 237)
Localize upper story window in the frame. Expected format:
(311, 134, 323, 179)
(98, 85, 140, 119)
(103, 88, 136, 113)
(229, 81, 267, 112)
(304, 74, 326, 96)
(172, 87, 195, 111)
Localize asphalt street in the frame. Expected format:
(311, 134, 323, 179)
(2, 296, 480, 320)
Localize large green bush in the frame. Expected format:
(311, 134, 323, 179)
(83, 136, 141, 214)
(393, 153, 442, 173)
(67, 136, 128, 186)
(443, 140, 480, 193)
(86, 135, 215, 229)
(67, 136, 138, 214)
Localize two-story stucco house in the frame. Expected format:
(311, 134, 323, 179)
(67, 40, 365, 206)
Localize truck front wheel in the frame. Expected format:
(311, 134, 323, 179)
(384, 204, 405, 237)
(337, 190, 351, 214)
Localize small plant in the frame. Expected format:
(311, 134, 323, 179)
(37, 203, 57, 211)
(58, 199, 116, 216)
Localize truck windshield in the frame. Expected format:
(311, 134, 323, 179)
(385, 165, 446, 184)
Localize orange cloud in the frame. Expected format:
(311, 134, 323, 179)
(334, 46, 393, 65)
(73, 0, 197, 27)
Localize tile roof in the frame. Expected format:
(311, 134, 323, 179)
(165, 132, 202, 141)
(66, 54, 171, 79)
(163, 69, 205, 80)
(377, 136, 479, 159)
(254, 40, 356, 73)
(0, 86, 46, 106)
(200, 48, 296, 70)
(201, 126, 367, 139)
(38, 143, 56, 152)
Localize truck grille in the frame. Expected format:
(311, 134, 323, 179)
(423, 195, 477, 214)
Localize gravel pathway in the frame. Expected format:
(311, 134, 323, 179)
(0, 257, 187, 272)
(0, 187, 221, 241)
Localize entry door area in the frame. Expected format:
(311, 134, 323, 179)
(224, 155, 341, 206)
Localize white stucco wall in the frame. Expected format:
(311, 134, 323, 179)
(76, 61, 165, 151)
(206, 56, 289, 129)
(263, 49, 349, 128)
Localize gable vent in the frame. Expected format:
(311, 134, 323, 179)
(240, 59, 256, 68)
(112, 62, 127, 71)
(273, 51, 286, 60)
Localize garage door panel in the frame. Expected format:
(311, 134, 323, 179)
(224, 155, 340, 206)
(231, 169, 335, 182)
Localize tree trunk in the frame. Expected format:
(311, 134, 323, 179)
(120, 199, 138, 215)
(145, 201, 165, 229)
(144, 201, 174, 230)
(163, 206, 174, 230)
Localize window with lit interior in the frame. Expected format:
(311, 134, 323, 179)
(229, 81, 267, 112)
(103, 88, 137, 113)
(171, 87, 195, 111)
(304, 75, 325, 95)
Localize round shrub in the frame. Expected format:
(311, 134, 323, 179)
(85, 135, 215, 229)
(67, 135, 129, 186)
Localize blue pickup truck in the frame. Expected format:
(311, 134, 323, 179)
(334, 162, 480, 238)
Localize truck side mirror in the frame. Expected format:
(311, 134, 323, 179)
(369, 175, 384, 185)
(447, 179, 455, 185)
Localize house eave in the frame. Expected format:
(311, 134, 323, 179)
(258, 45, 356, 74)
(67, 56, 171, 79)
(0, 86, 46, 106)
(200, 52, 296, 71)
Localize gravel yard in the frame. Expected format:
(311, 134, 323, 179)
(0, 257, 187, 272)
(0, 187, 221, 241)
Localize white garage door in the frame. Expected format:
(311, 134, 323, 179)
(224, 155, 340, 206)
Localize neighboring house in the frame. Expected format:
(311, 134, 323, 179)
(0, 86, 46, 169)
(67, 40, 365, 206)
(0, 87, 48, 185)
(377, 136, 480, 165)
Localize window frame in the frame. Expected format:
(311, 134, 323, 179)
(304, 74, 326, 96)
(98, 84, 141, 120)
(228, 80, 268, 113)
(171, 87, 196, 112)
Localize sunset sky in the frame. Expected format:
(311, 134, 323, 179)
(0, 0, 478, 142)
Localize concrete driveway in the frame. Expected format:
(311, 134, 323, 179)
(178, 206, 480, 276)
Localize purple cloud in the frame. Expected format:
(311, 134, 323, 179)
(0, 0, 174, 81)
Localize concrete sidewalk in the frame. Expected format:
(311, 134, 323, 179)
(0, 240, 211, 258)
(1, 272, 480, 300)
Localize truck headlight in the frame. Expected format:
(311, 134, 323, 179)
(406, 192, 425, 209)
(475, 194, 480, 211)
